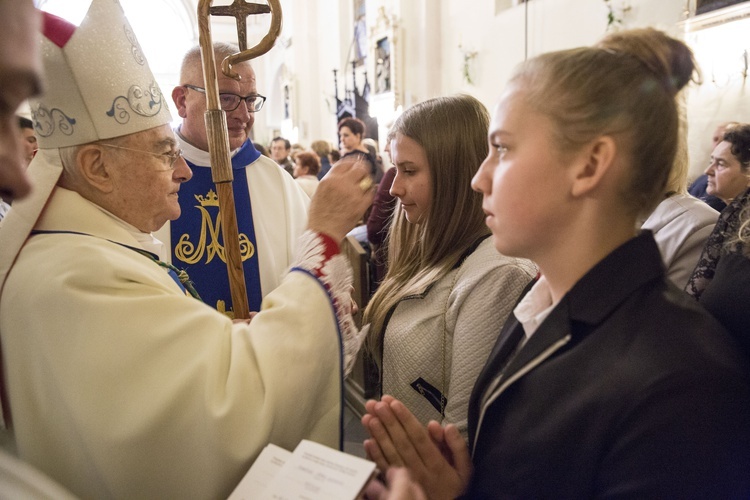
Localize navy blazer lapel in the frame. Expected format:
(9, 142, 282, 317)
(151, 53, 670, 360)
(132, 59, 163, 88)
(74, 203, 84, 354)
(471, 315, 525, 403)
(468, 317, 525, 453)
(470, 280, 543, 448)
(498, 302, 572, 387)
(469, 232, 667, 456)
(488, 232, 665, 388)
(470, 279, 537, 421)
(470, 300, 573, 455)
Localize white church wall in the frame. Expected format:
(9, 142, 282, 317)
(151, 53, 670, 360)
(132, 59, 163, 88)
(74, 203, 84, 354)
(256, 0, 371, 149)
(312, 0, 351, 147)
(181, 0, 749, 180)
(429, 0, 748, 183)
(684, 13, 750, 181)
(399, 0, 443, 106)
(253, 0, 296, 145)
(435, 0, 687, 109)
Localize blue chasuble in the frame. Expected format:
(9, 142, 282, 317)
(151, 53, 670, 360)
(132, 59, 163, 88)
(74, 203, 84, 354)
(170, 141, 263, 317)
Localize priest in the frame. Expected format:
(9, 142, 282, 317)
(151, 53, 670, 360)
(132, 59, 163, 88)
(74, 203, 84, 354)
(161, 43, 310, 316)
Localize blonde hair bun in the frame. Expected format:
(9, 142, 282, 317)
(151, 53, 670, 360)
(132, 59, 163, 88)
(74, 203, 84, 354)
(597, 28, 700, 97)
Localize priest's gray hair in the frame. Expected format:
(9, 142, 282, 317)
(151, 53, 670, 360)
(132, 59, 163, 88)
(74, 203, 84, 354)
(179, 42, 251, 84)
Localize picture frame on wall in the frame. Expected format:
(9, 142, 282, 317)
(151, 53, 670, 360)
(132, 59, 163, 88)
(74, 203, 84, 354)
(681, 0, 750, 30)
(697, 0, 749, 15)
(374, 37, 391, 94)
(368, 6, 399, 104)
(353, 0, 367, 66)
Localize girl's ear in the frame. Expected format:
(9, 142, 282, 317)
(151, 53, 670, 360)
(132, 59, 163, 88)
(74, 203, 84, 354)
(569, 135, 617, 198)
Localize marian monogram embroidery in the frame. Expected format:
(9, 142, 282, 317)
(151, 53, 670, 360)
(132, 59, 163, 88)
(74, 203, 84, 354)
(170, 146, 263, 313)
(174, 189, 255, 265)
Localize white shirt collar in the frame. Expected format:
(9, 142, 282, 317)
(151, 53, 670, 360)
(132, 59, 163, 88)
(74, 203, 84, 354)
(513, 275, 558, 339)
(175, 127, 242, 166)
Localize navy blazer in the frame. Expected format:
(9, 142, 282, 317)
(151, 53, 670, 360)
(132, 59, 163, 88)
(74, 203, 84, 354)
(466, 232, 750, 499)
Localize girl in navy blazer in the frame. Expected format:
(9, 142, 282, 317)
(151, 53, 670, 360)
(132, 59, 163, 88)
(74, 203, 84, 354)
(361, 28, 750, 500)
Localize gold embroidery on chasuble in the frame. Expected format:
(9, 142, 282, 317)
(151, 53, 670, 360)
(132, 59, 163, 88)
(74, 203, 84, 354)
(174, 189, 255, 266)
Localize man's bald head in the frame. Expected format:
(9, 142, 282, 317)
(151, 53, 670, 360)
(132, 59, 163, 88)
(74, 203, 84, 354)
(173, 43, 258, 151)
(178, 43, 252, 86)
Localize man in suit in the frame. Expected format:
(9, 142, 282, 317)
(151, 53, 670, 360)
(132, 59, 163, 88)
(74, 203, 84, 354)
(271, 136, 295, 175)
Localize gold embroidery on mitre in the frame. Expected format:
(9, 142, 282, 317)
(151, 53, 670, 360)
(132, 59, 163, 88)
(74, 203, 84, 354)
(174, 189, 255, 265)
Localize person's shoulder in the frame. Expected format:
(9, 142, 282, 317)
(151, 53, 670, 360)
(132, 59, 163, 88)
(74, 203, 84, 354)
(14, 231, 161, 291)
(453, 238, 536, 296)
(463, 238, 536, 276)
(248, 154, 310, 206)
(646, 193, 715, 225)
(251, 155, 297, 182)
(643, 194, 718, 241)
(619, 279, 748, 374)
(251, 153, 284, 170)
(669, 194, 719, 226)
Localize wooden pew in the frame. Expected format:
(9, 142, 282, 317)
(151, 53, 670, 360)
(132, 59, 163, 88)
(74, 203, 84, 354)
(340, 235, 372, 416)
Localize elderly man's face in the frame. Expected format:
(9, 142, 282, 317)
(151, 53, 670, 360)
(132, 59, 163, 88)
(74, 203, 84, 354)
(0, 0, 42, 201)
(103, 125, 193, 233)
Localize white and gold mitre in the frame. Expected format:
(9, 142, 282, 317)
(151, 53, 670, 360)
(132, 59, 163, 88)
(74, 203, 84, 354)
(31, 0, 171, 149)
(0, 0, 173, 341)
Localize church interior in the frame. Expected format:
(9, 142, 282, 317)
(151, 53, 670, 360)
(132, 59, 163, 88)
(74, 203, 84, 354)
(1, 0, 748, 497)
(35, 0, 750, 180)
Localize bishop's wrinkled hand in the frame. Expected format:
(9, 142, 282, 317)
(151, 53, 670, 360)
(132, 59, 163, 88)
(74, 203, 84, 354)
(307, 157, 374, 242)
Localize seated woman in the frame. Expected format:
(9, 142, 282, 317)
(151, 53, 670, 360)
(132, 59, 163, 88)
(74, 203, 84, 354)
(687, 125, 750, 299)
(292, 151, 321, 198)
(697, 188, 750, 355)
(338, 117, 383, 184)
(641, 127, 718, 288)
(687, 127, 750, 353)
(361, 94, 536, 438)
(361, 29, 750, 499)
(704, 123, 750, 206)
(688, 121, 739, 212)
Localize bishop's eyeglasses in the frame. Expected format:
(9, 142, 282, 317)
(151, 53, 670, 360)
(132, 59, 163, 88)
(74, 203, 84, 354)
(183, 84, 267, 112)
(99, 143, 184, 170)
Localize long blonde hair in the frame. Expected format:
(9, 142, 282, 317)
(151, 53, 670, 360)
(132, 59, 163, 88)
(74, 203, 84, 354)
(363, 94, 490, 359)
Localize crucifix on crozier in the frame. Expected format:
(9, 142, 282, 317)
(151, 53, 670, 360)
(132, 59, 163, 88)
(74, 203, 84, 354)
(210, 0, 271, 51)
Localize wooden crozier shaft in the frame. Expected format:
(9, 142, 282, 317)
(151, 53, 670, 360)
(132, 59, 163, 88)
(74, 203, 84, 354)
(196, 0, 250, 319)
(196, 0, 282, 320)
(204, 109, 251, 319)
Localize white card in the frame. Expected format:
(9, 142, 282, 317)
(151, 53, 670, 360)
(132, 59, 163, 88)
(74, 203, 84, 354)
(227, 443, 292, 499)
(258, 440, 376, 500)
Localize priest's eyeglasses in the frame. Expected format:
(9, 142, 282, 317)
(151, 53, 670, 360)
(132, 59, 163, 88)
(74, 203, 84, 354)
(99, 143, 184, 170)
(183, 84, 266, 112)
